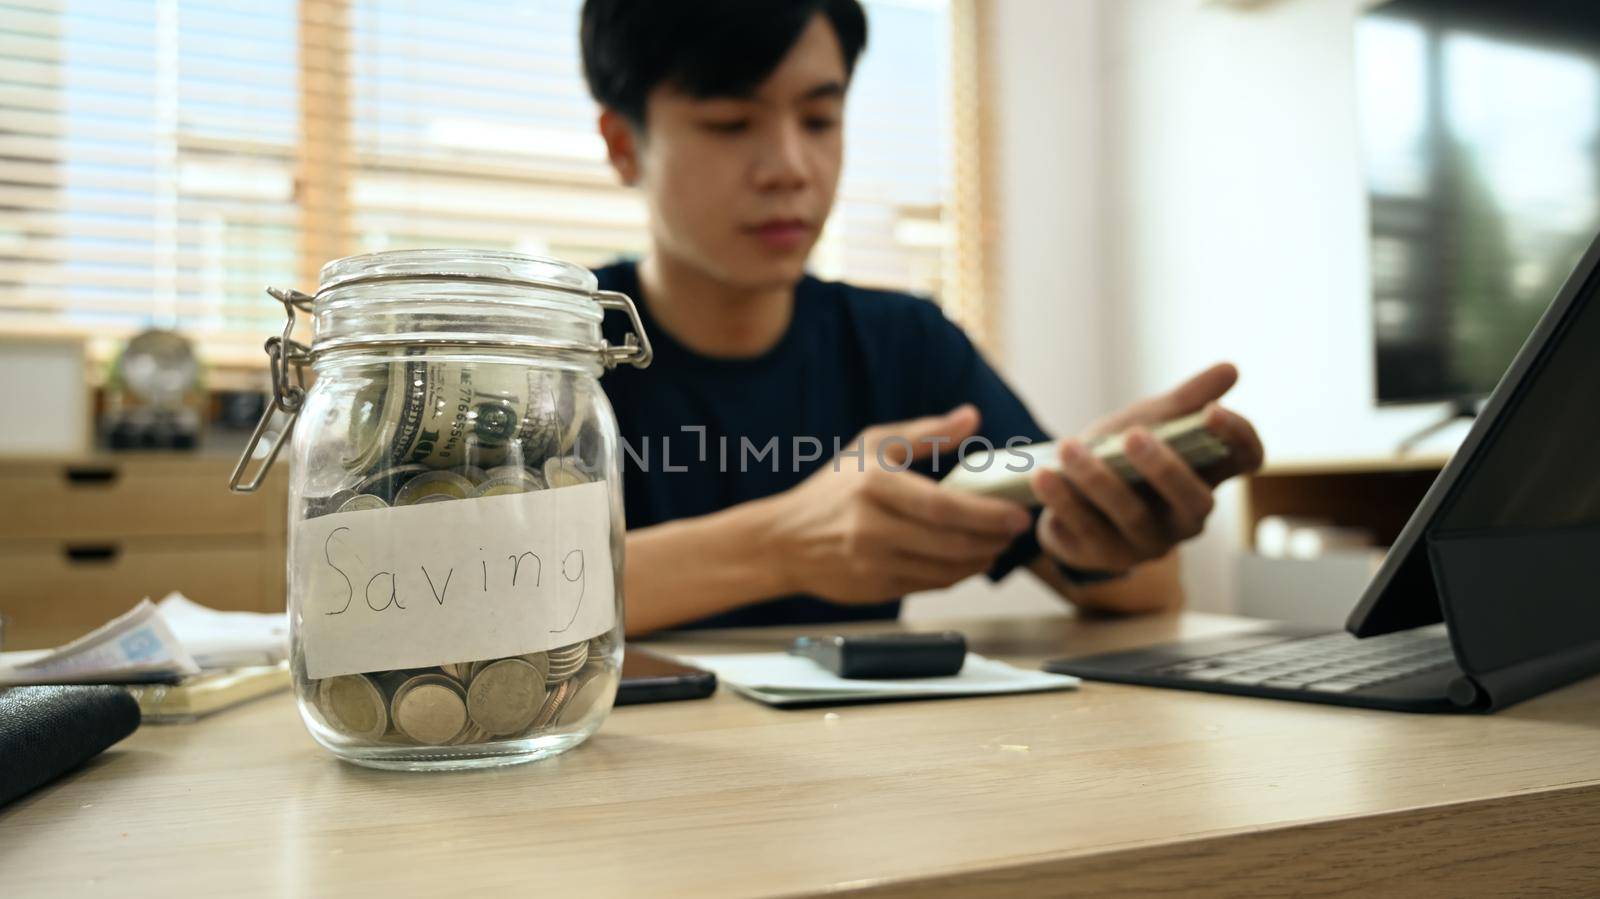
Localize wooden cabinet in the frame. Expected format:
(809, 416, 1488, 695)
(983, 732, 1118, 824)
(0, 453, 287, 649)
(1236, 455, 1450, 626)
(1240, 455, 1451, 550)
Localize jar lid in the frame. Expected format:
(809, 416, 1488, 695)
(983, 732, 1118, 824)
(317, 249, 598, 297)
(228, 252, 652, 493)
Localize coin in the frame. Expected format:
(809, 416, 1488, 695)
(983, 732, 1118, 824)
(466, 658, 548, 735)
(545, 641, 589, 684)
(532, 678, 574, 729)
(337, 493, 390, 513)
(389, 674, 469, 745)
(305, 488, 359, 518)
(393, 470, 476, 505)
(353, 463, 429, 504)
(555, 666, 618, 727)
(439, 662, 473, 682)
(518, 651, 552, 685)
(472, 475, 541, 498)
(543, 455, 591, 489)
(451, 723, 492, 746)
(410, 493, 454, 504)
(458, 465, 490, 486)
(316, 674, 389, 740)
(485, 465, 536, 481)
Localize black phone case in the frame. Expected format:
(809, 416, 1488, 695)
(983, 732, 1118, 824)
(616, 650, 718, 706)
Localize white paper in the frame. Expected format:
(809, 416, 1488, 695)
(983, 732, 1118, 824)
(156, 592, 289, 669)
(0, 599, 200, 685)
(295, 481, 616, 679)
(675, 652, 1079, 707)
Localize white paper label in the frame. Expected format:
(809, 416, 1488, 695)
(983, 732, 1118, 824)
(295, 481, 616, 679)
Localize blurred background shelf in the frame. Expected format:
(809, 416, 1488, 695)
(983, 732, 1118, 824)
(1236, 455, 1449, 627)
(0, 453, 286, 650)
(1242, 455, 1450, 550)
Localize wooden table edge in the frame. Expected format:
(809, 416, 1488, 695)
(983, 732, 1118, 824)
(816, 781, 1600, 897)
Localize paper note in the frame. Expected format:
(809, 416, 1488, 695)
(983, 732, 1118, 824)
(294, 481, 617, 679)
(156, 592, 288, 669)
(0, 600, 200, 686)
(675, 652, 1079, 707)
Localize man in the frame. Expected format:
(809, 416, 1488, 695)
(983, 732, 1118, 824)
(581, 0, 1265, 635)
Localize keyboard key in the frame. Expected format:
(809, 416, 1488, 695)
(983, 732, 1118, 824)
(1182, 667, 1251, 682)
(1259, 677, 1320, 690)
(1149, 628, 1457, 695)
(1306, 680, 1364, 693)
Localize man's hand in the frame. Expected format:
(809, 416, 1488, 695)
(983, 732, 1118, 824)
(1032, 363, 1265, 576)
(764, 405, 1034, 604)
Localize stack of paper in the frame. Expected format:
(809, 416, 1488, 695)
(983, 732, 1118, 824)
(126, 665, 291, 722)
(154, 592, 288, 669)
(0, 600, 200, 685)
(0, 593, 288, 686)
(676, 652, 1079, 707)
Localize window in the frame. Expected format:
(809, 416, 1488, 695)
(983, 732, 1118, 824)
(1, 0, 969, 368)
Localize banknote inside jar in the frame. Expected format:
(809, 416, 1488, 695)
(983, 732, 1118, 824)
(302, 360, 601, 518)
(344, 358, 587, 474)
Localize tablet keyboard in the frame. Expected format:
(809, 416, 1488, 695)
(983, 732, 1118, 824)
(1146, 624, 1455, 694)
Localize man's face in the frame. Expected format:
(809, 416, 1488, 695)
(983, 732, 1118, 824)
(622, 15, 847, 291)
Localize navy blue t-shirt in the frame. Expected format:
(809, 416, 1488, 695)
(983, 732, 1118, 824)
(596, 261, 1050, 629)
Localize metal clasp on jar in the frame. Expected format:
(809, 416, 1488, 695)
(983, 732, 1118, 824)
(228, 283, 652, 494)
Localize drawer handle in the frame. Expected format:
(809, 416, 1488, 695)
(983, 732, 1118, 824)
(64, 544, 121, 564)
(64, 466, 119, 486)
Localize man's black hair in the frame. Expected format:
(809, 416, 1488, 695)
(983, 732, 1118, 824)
(580, 0, 869, 126)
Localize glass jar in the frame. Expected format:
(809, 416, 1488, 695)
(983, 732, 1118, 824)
(231, 249, 651, 771)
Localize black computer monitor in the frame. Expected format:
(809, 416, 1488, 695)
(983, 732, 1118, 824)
(1361, 0, 1600, 406)
(1350, 227, 1600, 684)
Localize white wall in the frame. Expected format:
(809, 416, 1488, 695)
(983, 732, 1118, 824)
(1100, 0, 1469, 611)
(905, 0, 1105, 620)
(989, 0, 1111, 435)
(910, 0, 1473, 621)
(1103, 0, 1457, 458)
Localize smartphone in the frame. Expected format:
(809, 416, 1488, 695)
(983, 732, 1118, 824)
(616, 647, 718, 706)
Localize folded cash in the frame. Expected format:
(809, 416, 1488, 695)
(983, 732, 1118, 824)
(941, 411, 1232, 505)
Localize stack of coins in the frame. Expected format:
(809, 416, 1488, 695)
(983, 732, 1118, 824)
(390, 673, 470, 745)
(466, 658, 547, 736)
(544, 641, 589, 684)
(553, 666, 619, 728)
(317, 674, 390, 741)
(393, 470, 476, 505)
(338, 493, 388, 513)
(474, 466, 546, 498)
(542, 456, 590, 489)
(312, 638, 616, 747)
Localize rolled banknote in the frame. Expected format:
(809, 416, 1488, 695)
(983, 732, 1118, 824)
(345, 353, 579, 473)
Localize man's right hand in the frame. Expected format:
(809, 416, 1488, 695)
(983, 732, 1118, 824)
(760, 405, 1035, 604)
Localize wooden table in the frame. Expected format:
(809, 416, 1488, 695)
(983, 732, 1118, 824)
(5, 612, 1599, 897)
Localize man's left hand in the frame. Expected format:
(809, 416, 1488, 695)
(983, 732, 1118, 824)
(1032, 362, 1265, 576)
